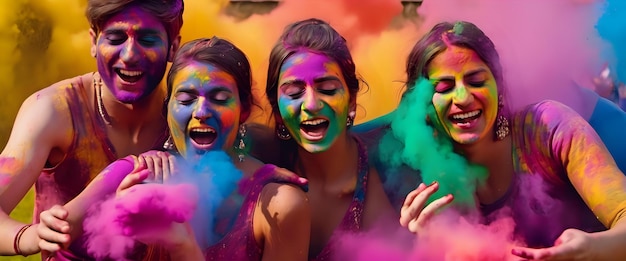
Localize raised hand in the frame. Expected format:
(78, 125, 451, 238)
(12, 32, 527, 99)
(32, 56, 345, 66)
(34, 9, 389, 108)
(399, 181, 454, 233)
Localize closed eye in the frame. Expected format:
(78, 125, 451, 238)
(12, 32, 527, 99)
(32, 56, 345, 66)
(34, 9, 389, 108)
(467, 81, 486, 88)
(433, 80, 454, 93)
(281, 81, 306, 98)
(317, 80, 341, 95)
(211, 89, 234, 103)
(105, 34, 126, 45)
(464, 69, 488, 88)
(139, 36, 160, 47)
(175, 92, 197, 105)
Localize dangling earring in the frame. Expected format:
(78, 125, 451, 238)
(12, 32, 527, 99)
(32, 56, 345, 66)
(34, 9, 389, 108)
(495, 95, 510, 140)
(163, 136, 175, 150)
(235, 124, 247, 162)
(276, 124, 291, 140)
(346, 111, 356, 127)
(496, 115, 510, 140)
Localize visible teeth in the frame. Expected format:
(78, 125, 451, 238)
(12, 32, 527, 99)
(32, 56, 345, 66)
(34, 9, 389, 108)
(452, 110, 480, 120)
(192, 128, 215, 133)
(119, 69, 143, 77)
(301, 119, 327, 125)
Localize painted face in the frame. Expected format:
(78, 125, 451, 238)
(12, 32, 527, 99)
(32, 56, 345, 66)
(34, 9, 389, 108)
(167, 61, 241, 160)
(93, 6, 170, 103)
(427, 46, 498, 144)
(277, 51, 351, 153)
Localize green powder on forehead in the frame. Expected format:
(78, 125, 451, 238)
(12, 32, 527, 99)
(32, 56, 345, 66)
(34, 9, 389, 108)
(379, 77, 486, 209)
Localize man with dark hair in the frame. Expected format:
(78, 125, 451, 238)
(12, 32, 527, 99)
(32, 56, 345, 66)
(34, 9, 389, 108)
(0, 0, 183, 259)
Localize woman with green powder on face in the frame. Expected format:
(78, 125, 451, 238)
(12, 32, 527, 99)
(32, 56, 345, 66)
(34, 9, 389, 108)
(264, 18, 398, 260)
(395, 21, 626, 260)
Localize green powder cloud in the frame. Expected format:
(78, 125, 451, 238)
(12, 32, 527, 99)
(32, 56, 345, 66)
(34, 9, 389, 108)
(379, 77, 486, 209)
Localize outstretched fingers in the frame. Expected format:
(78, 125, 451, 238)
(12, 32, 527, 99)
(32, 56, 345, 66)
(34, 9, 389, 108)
(400, 182, 454, 233)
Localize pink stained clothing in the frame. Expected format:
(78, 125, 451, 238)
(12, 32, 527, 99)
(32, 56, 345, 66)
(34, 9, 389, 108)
(309, 138, 369, 261)
(480, 100, 626, 247)
(36, 73, 167, 260)
(204, 164, 308, 260)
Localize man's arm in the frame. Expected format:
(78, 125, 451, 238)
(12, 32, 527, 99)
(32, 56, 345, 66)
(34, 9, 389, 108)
(0, 85, 73, 255)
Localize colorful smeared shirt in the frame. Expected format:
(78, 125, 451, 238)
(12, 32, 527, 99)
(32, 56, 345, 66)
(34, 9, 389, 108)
(481, 100, 626, 247)
(38, 73, 168, 260)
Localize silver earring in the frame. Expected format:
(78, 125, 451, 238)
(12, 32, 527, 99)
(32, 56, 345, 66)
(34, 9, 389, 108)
(235, 124, 247, 162)
(495, 95, 509, 140)
(346, 111, 356, 127)
(276, 124, 291, 140)
(163, 136, 175, 150)
(496, 115, 510, 140)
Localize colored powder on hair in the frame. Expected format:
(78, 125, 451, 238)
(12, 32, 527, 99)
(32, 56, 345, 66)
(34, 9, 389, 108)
(416, 0, 606, 116)
(379, 77, 487, 208)
(1, 0, 413, 148)
(596, 0, 626, 83)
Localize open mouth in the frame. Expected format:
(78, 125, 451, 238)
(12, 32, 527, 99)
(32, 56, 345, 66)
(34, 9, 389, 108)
(449, 110, 482, 125)
(189, 127, 217, 149)
(116, 69, 144, 83)
(299, 118, 329, 140)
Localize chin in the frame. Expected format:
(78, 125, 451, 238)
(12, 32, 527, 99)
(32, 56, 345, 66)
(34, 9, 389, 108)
(300, 143, 330, 154)
(115, 93, 145, 104)
(452, 135, 480, 145)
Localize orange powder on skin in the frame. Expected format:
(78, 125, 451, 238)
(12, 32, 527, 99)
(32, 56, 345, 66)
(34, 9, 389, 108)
(0, 157, 23, 186)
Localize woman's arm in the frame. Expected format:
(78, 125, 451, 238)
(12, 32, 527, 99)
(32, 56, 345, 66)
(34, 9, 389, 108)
(513, 101, 626, 260)
(255, 182, 311, 261)
(36, 156, 141, 252)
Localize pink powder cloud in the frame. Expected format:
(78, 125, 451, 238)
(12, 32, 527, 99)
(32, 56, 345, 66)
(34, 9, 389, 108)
(84, 183, 198, 261)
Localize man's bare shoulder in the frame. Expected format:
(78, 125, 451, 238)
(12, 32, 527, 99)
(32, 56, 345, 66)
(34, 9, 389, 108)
(32, 73, 89, 99)
(13, 74, 92, 142)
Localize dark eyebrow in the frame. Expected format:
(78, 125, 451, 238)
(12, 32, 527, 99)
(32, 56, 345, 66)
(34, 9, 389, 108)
(102, 28, 163, 36)
(280, 79, 306, 87)
(464, 68, 487, 78)
(137, 28, 164, 36)
(175, 86, 198, 94)
(314, 76, 341, 84)
(208, 86, 234, 94)
(102, 29, 125, 35)
(432, 68, 487, 82)
(431, 76, 455, 82)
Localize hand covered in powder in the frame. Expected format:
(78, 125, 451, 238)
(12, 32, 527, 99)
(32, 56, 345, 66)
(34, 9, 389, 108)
(511, 228, 597, 260)
(137, 150, 178, 183)
(37, 205, 71, 253)
(399, 181, 454, 234)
